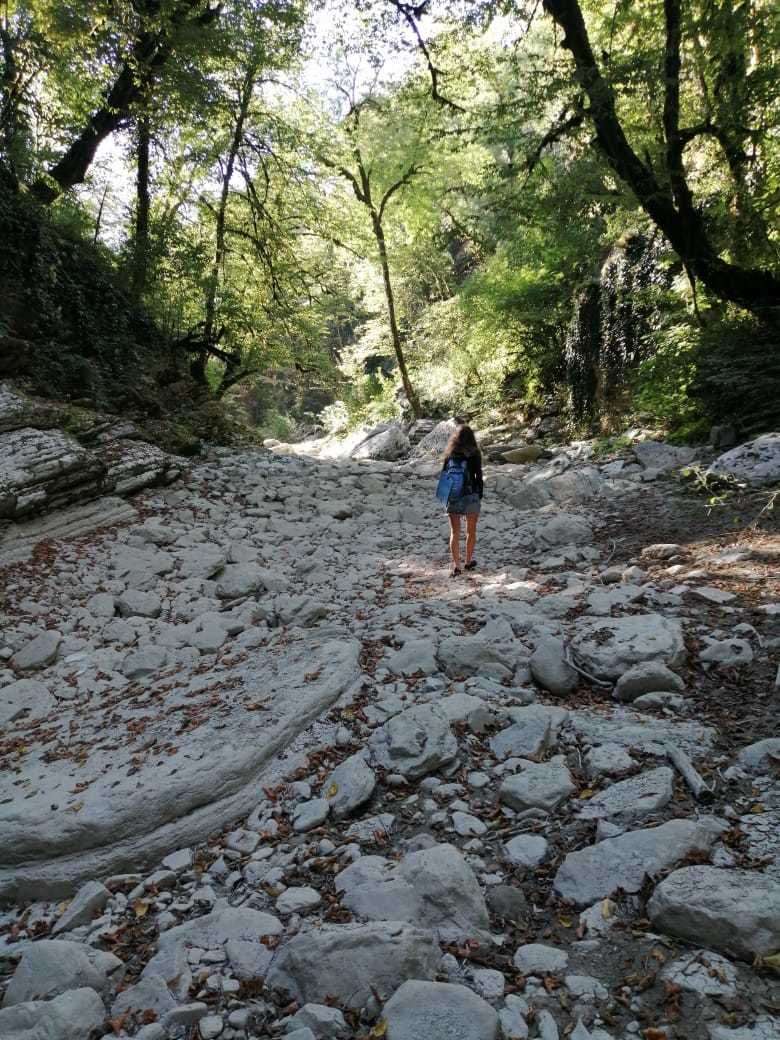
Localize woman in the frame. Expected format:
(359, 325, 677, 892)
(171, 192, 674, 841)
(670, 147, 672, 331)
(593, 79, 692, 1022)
(440, 424, 483, 577)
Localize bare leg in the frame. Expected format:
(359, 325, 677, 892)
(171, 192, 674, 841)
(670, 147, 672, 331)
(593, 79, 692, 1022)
(448, 514, 462, 568)
(465, 514, 478, 565)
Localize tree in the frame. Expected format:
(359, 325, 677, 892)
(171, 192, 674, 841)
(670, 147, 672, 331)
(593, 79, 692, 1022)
(540, 0, 780, 313)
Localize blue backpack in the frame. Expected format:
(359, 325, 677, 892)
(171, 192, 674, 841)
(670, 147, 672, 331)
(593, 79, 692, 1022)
(436, 456, 470, 505)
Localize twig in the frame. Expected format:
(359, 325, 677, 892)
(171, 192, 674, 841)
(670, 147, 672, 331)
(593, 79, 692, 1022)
(664, 742, 713, 802)
(564, 650, 612, 688)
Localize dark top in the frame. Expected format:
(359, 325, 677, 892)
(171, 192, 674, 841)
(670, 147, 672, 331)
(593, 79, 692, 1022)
(442, 451, 484, 499)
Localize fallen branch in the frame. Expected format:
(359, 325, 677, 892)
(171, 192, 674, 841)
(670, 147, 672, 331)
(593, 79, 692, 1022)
(664, 742, 713, 802)
(564, 650, 612, 688)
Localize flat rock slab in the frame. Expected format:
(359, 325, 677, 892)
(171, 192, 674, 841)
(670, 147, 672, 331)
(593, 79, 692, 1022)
(0, 634, 360, 901)
(569, 614, 686, 680)
(335, 842, 490, 940)
(568, 707, 716, 760)
(265, 922, 440, 1008)
(0, 679, 55, 727)
(648, 865, 780, 960)
(381, 980, 499, 1040)
(577, 767, 674, 823)
(554, 818, 726, 907)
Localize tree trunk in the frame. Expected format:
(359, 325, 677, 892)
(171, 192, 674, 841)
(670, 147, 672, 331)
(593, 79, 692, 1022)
(132, 113, 151, 298)
(541, 0, 780, 314)
(194, 68, 255, 385)
(371, 212, 422, 418)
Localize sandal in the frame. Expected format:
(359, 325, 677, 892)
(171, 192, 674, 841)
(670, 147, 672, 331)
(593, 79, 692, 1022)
(449, 565, 462, 577)
(464, 560, 477, 571)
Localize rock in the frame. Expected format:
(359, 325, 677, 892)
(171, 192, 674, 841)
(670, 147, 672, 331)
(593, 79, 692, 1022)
(266, 922, 440, 1008)
(215, 563, 267, 599)
(499, 756, 575, 812)
(641, 543, 681, 560)
(323, 753, 376, 818)
(198, 1014, 224, 1039)
(0, 679, 55, 727)
(369, 704, 458, 780)
(569, 614, 686, 680)
(584, 742, 634, 777)
(277, 887, 322, 915)
(11, 630, 62, 671)
(570, 707, 716, 760)
(385, 639, 438, 676)
(292, 798, 330, 832)
(121, 644, 169, 679)
(660, 950, 737, 999)
(577, 767, 674, 822)
(700, 637, 754, 667)
(286, 1003, 348, 1038)
(490, 705, 568, 760)
(708, 1017, 779, 1040)
(634, 440, 695, 473)
(504, 834, 549, 869)
(554, 818, 726, 907)
(286, 1030, 317, 1040)
(647, 866, 780, 960)
(529, 637, 578, 696)
(335, 842, 490, 940)
(116, 589, 162, 618)
(502, 445, 545, 464)
(437, 634, 513, 681)
(538, 512, 593, 546)
(86, 591, 116, 617)
(52, 880, 110, 934)
(414, 419, 459, 456)
(352, 423, 411, 461)
(144, 907, 282, 985)
(3, 940, 124, 1005)
(498, 994, 529, 1039)
(380, 980, 499, 1040)
(112, 974, 177, 1019)
(452, 811, 487, 837)
(614, 662, 685, 703)
(486, 885, 528, 922)
(513, 943, 568, 975)
(0, 987, 105, 1040)
(688, 586, 736, 606)
(738, 739, 780, 772)
(707, 433, 780, 487)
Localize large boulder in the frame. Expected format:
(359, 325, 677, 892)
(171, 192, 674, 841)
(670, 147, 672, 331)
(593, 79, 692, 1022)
(414, 419, 459, 457)
(369, 704, 458, 779)
(576, 767, 674, 823)
(0, 988, 105, 1040)
(633, 440, 695, 474)
(3, 940, 124, 1006)
(554, 818, 725, 907)
(381, 981, 499, 1040)
(352, 423, 411, 461)
(335, 843, 490, 940)
(647, 866, 780, 960)
(0, 679, 55, 726)
(707, 433, 780, 487)
(437, 634, 514, 681)
(569, 615, 686, 681)
(530, 637, 578, 695)
(266, 922, 440, 1008)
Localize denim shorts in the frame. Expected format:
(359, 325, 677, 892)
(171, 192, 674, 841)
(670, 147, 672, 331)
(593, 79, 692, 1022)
(447, 492, 481, 516)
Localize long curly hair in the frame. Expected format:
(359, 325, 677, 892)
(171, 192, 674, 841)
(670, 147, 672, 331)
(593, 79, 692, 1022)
(444, 423, 480, 462)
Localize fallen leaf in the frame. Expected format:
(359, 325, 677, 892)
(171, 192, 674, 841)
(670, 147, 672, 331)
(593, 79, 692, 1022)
(132, 899, 150, 918)
(601, 898, 616, 920)
(578, 788, 593, 799)
(326, 782, 339, 798)
(558, 915, 573, 928)
(64, 801, 83, 814)
(370, 1020, 388, 1037)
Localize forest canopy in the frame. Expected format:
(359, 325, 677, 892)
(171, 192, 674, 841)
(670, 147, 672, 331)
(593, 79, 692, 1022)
(1, 0, 779, 439)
